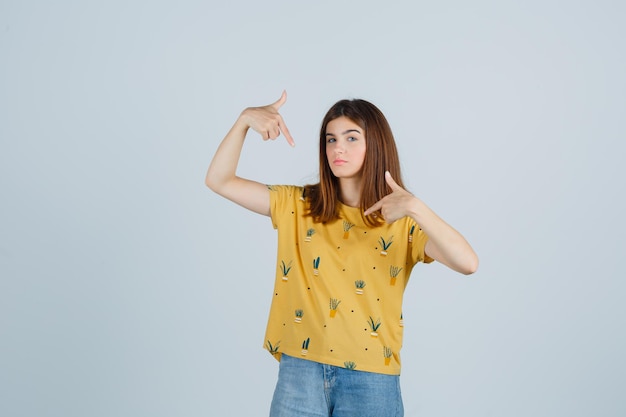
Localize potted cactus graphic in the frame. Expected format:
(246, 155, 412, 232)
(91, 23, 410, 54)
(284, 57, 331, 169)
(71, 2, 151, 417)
(408, 224, 415, 243)
(313, 256, 320, 276)
(378, 236, 394, 256)
(399, 313, 404, 327)
(280, 260, 293, 281)
(305, 228, 316, 242)
(266, 340, 280, 355)
(367, 316, 381, 338)
(383, 346, 393, 366)
(344, 361, 357, 370)
(294, 309, 304, 323)
(389, 265, 403, 286)
(301, 337, 310, 356)
(342, 220, 355, 239)
(329, 298, 341, 317)
(354, 280, 366, 295)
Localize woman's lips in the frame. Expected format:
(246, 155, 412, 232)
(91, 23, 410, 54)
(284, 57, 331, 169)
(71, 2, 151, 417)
(333, 159, 347, 165)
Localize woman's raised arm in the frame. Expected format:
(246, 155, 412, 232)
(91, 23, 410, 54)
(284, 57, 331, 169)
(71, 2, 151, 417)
(205, 91, 295, 216)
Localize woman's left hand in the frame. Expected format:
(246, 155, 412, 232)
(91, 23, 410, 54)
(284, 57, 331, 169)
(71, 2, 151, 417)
(366, 172, 478, 275)
(364, 171, 417, 223)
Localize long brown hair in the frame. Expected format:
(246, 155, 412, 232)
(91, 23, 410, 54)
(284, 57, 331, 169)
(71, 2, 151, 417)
(304, 99, 404, 226)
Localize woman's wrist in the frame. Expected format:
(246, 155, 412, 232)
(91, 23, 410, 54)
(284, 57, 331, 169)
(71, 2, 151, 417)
(233, 112, 252, 134)
(407, 196, 433, 225)
(406, 196, 421, 220)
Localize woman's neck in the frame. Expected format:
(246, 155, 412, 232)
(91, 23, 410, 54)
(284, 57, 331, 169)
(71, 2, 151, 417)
(338, 178, 362, 208)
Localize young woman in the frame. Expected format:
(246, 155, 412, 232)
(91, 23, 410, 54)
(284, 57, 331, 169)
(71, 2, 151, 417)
(206, 91, 478, 417)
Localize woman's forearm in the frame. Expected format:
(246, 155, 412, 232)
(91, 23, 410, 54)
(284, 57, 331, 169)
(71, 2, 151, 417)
(205, 116, 249, 195)
(408, 199, 478, 275)
(205, 93, 294, 216)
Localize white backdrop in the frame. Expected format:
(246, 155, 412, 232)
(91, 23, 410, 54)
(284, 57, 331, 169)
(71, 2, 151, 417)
(1, 1, 625, 416)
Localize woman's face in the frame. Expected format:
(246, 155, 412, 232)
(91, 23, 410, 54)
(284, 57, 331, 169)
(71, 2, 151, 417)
(325, 116, 367, 179)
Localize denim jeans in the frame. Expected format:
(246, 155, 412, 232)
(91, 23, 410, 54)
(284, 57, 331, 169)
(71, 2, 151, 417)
(269, 354, 404, 417)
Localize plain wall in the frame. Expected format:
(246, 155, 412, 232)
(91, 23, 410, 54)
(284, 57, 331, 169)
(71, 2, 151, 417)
(1, 1, 625, 416)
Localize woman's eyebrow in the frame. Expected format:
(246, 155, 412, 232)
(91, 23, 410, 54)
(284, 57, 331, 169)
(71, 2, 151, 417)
(325, 129, 362, 136)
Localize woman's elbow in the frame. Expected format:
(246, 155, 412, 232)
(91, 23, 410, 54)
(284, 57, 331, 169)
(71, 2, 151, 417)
(205, 175, 215, 191)
(205, 172, 222, 193)
(461, 254, 479, 275)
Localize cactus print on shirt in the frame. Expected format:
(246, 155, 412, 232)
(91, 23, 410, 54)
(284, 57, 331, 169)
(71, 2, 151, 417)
(264, 185, 433, 375)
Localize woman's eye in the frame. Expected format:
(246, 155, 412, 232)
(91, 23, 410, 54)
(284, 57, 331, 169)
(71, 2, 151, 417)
(327, 138, 336, 143)
(348, 136, 357, 142)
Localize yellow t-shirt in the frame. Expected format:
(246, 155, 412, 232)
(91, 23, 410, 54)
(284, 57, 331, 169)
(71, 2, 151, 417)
(264, 185, 433, 375)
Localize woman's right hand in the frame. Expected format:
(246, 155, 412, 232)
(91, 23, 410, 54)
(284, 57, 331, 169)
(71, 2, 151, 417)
(206, 91, 295, 216)
(239, 91, 296, 146)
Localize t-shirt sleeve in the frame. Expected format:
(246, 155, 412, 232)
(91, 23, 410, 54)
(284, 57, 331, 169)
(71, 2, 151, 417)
(409, 220, 435, 264)
(268, 185, 301, 229)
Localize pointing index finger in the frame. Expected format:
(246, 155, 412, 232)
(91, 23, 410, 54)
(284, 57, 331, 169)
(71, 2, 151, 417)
(364, 200, 382, 217)
(279, 117, 296, 147)
(271, 90, 295, 146)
